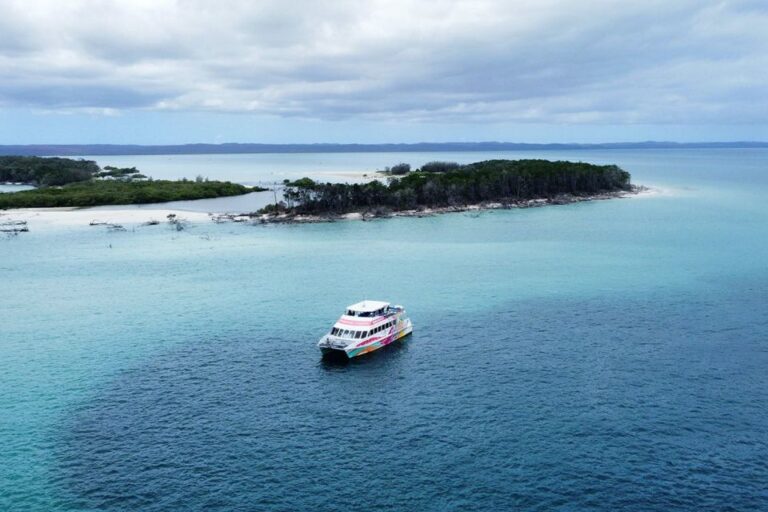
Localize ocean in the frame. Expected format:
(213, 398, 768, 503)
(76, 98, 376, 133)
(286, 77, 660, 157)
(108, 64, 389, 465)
(1, 149, 767, 510)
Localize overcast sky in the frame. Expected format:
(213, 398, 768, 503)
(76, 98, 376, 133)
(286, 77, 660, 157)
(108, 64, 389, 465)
(1, 0, 766, 144)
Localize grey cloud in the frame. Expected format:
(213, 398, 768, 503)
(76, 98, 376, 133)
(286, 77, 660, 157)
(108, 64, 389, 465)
(0, 83, 172, 109)
(0, 0, 766, 124)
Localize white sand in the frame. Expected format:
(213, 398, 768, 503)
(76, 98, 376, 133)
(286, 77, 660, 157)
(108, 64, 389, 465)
(323, 171, 378, 182)
(1, 207, 213, 231)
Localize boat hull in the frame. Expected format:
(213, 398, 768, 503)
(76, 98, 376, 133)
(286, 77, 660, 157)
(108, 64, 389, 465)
(320, 323, 412, 359)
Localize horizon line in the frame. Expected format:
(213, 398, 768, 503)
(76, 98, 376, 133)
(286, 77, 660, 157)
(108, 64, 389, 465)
(2, 140, 767, 157)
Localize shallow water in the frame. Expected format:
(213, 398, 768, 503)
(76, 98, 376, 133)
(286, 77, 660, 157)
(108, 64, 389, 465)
(0, 184, 35, 193)
(1, 149, 767, 510)
(77, 147, 766, 188)
(88, 190, 276, 214)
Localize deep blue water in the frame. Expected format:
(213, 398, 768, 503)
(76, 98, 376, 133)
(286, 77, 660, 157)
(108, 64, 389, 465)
(1, 149, 767, 510)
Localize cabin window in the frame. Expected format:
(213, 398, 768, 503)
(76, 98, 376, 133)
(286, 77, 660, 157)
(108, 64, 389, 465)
(331, 328, 338, 335)
(355, 331, 362, 339)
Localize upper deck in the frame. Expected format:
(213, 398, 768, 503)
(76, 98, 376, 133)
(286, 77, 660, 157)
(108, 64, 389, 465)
(345, 300, 390, 317)
(335, 301, 404, 329)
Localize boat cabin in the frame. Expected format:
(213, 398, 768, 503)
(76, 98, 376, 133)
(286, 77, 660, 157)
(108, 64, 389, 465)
(345, 300, 390, 318)
(330, 318, 398, 340)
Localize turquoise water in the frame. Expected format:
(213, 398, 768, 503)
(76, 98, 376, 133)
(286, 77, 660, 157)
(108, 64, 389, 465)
(78, 148, 764, 187)
(0, 184, 35, 193)
(1, 149, 767, 510)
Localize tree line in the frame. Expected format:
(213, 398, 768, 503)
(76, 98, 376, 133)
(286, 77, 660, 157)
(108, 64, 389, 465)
(0, 179, 253, 208)
(277, 159, 631, 214)
(0, 156, 99, 186)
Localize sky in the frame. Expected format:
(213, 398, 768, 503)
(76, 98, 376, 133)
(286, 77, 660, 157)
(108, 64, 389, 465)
(1, 0, 767, 144)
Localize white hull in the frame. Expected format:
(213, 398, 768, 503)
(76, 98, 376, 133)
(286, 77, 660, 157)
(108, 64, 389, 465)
(319, 323, 412, 358)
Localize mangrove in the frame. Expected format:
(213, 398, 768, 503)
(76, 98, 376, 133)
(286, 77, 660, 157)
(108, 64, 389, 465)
(0, 156, 265, 209)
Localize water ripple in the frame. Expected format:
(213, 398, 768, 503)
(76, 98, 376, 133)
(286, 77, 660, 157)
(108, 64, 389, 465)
(50, 289, 768, 511)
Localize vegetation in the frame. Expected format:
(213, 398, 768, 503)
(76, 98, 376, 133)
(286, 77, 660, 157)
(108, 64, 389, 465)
(0, 179, 254, 208)
(0, 156, 99, 186)
(0, 156, 264, 208)
(277, 159, 631, 215)
(387, 163, 411, 175)
(96, 166, 147, 180)
(419, 161, 462, 173)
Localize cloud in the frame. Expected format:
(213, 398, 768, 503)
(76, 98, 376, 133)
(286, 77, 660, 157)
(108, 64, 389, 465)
(0, 0, 766, 124)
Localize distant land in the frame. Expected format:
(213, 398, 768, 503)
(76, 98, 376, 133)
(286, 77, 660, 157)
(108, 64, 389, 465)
(1, 141, 767, 156)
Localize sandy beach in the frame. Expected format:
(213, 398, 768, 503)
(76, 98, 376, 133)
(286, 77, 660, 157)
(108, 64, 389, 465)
(1, 207, 213, 233)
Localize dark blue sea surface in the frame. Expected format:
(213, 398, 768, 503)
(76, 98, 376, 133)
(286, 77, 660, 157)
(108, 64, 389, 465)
(1, 149, 767, 510)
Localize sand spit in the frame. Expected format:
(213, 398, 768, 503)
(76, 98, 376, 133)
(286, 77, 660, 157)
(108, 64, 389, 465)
(0, 207, 212, 233)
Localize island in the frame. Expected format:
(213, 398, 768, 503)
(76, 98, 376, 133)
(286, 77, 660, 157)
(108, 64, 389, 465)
(255, 159, 637, 221)
(0, 156, 264, 208)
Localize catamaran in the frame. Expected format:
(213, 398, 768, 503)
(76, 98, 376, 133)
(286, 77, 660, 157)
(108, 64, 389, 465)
(318, 300, 413, 358)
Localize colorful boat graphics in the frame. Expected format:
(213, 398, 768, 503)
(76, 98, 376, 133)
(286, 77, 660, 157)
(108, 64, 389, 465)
(317, 300, 413, 358)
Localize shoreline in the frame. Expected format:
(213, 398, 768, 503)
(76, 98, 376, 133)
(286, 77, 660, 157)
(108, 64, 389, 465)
(219, 185, 651, 224)
(1, 186, 653, 233)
